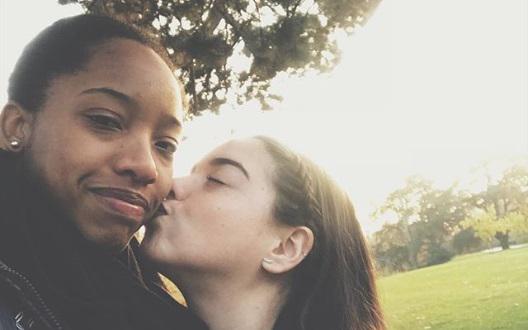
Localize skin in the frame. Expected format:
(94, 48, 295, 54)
(141, 138, 314, 330)
(20, 39, 184, 252)
(141, 138, 286, 330)
(141, 138, 280, 275)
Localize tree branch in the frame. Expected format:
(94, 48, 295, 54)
(203, 0, 227, 35)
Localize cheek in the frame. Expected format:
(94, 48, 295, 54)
(197, 206, 269, 253)
(151, 205, 271, 271)
(27, 132, 68, 184)
(30, 117, 77, 163)
(32, 140, 89, 183)
(142, 224, 175, 263)
(165, 202, 237, 256)
(27, 128, 109, 199)
(155, 166, 173, 196)
(194, 202, 240, 232)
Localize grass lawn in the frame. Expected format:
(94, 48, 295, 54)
(378, 246, 528, 329)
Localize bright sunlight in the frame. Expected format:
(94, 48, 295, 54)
(1, 0, 526, 234)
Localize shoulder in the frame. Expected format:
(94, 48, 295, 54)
(0, 149, 22, 197)
(0, 259, 66, 330)
(0, 148, 16, 168)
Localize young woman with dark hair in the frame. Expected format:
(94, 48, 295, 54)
(0, 14, 205, 330)
(141, 136, 385, 330)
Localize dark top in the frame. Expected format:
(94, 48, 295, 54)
(0, 149, 208, 330)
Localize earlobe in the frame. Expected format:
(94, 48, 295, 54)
(262, 226, 314, 275)
(0, 102, 33, 151)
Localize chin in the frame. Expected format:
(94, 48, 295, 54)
(139, 238, 173, 268)
(105, 238, 132, 254)
(138, 236, 160, 260)
(82, 228, 135, 255)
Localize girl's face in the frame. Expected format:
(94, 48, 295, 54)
(141, 138, 282, 277)
(24, 39, 184, 251)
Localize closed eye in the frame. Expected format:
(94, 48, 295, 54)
(206, 175, 225, 185)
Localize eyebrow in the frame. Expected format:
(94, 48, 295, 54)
(80, 87, 183, 129)
(198, 157, 250, 180)
(80, 87, 134, 105)
(159, 113, 183, 130)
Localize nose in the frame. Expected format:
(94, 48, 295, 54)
(114, 138, 158, 185)
(171, 175, 194, 201)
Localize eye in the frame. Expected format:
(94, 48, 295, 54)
(206, 175, 225, 185)
(86, 113, 122, 131)
(155, 140, 178, 156)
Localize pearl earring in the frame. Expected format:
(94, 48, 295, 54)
(9, 139, 22, 151)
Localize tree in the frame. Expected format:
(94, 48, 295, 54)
(451, 227, 482, 254)
(462, 207, 528, 250)
(371, 222, 411, 273)
(372, 176, 466, 269)
(466, 164, 528, 250)
(60, 0, 382, 116)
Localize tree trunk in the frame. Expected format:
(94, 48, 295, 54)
(495, 231, 510, 250)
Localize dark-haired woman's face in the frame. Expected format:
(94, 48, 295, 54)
(141, 138, 280, 274)
(25, 39, 184, 251)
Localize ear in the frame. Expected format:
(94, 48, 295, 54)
(262, 226, 314, 275)
(0, 102, 34, 151)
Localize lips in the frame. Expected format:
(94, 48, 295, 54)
(89, 187, 151, 220)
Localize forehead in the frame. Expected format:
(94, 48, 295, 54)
(87, 39, 178, 92)
(51, 38, 184, 123)
(87, 38, 164, 66)
(206, 138, 275, 178)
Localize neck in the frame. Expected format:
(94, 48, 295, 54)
(168, 270, 288, 330)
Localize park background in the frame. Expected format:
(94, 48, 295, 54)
(1, 0, 527, 329)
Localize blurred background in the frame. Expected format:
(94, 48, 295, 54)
(1, 0, 527, 328)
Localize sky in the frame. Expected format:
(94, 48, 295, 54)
(1, 0, 527, 234)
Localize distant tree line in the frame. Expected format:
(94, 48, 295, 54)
(370, 161, 528, 275)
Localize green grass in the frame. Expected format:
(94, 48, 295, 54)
(378, 246, 528, 329)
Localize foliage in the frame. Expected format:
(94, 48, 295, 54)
(371, 222, 411, 273)
(59, 0, 382, 116)
(372, 176, 467, 272)
(451, 227, 482, 254)
(371, 162, 528, 273)
(462, 207, 528, 249)
(416, 243, 453, 267)
(466, 164, 528, 249)
(379, 246, 528, 330)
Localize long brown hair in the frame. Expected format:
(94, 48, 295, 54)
(255, 136, 385, 330)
